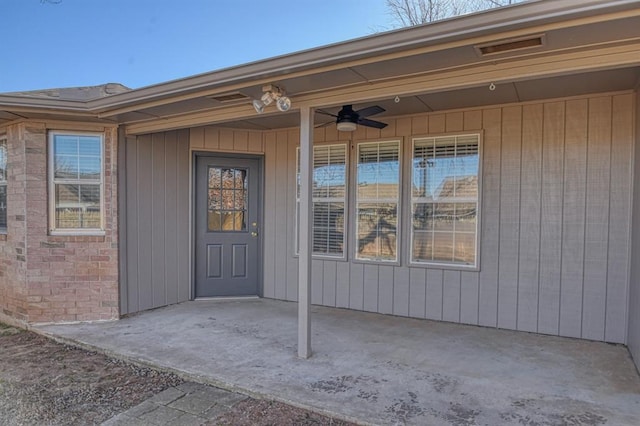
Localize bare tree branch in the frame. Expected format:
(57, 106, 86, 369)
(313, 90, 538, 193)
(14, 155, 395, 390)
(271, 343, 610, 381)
(386, 0, 525, 27)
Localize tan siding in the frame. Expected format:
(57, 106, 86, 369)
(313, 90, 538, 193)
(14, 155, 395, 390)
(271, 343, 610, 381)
(263, 132, 277, 298)
(582, 96, 612, 341)
(538, 101, 565, 335)
(409, 268, 427, 318)
(628, 90, 640, 363)
(478, 108, 502, 327)
(286, 130, 299, 302)
(606, 94, 633, 343)
(560, 99, 588, 339)
(517, 104, 543, 333)
(122, 130, 190, 315)
(498, 106, 522, 330)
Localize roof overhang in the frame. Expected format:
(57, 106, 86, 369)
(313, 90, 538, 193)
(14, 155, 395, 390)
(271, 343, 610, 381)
(1, 0, 640, 133)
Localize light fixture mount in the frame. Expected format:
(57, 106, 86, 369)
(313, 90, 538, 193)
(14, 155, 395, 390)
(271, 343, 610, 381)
(253, 84, 291, 114)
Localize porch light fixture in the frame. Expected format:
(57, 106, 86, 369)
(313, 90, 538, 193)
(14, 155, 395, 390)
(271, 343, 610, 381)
(252, 84, 291, 114)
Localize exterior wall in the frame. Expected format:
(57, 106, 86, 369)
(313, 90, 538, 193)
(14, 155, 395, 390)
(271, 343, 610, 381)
(0, 121, 119, 324)
(119, 127, 263, 316)
(119, 130, 190, 315)
(629, 90, 640, 365)
(260, 93, 634, 344)
(0, 123, 29, 325)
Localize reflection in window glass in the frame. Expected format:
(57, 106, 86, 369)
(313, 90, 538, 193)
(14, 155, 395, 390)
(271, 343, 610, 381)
(51, 133, 102, 230)
(207, 167, 247, 231)
(412, 134, 479, 266)
(355, 141, 400, 262)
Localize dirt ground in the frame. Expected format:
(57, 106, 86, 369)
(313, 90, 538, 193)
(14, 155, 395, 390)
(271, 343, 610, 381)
(0, 323, 355, 426)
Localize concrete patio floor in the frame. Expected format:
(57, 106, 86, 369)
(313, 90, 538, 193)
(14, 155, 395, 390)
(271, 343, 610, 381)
(37, 299, 640, 425)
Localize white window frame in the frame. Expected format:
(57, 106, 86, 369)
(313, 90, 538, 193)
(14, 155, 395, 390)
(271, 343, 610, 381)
(48, 131, 105, 235)
(295, 143, 348, 260)
(409, 133, 481, 270)
(353, 139, 402, 264)
(0, 135, 7, 234)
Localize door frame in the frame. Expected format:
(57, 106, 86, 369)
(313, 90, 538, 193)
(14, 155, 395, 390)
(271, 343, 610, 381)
(191, 151, 265, 299)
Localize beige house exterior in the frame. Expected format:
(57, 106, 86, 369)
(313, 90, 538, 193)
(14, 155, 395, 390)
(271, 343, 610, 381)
(1, 0, 640, 368)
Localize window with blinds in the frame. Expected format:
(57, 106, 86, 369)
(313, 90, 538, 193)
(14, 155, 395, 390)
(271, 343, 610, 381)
(355, 140, 400, 262)
(411, 134, 480, 267)
(296, 144, 347, 257)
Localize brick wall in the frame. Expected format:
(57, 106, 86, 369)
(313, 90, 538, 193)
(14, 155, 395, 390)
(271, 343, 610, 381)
(0, 122, 119, 325)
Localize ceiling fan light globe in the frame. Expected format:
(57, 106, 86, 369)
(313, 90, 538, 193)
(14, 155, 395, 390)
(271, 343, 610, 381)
(336, 121, 357, 132)
(276, 96, 291, 112)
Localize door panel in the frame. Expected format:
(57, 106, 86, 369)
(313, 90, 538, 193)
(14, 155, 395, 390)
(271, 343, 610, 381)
(195, 155, 261, 297)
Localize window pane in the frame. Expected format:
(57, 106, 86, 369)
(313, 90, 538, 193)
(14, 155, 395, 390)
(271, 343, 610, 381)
(207, 166, 247, 232)
(312, 202, 344, 255)
(78, 156, 101, 180)
(356, 203, 397, 261)
(55, 155, 79, 179)
(55, 183, 100, 229)
(54, 136, 78, 155)
(78, 136, 101, 155)
(412, 135, 479, 266)
(0, 138, 7, 182)
(356, 141, 400, 261)
(357, 142, 399, 201)
(209, 167, 221, 188)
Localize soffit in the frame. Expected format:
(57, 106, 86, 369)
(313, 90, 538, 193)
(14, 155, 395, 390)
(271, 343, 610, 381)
(217, 67, 640, 131)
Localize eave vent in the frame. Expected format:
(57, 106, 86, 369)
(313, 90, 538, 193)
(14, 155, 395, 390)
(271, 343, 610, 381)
(209, 92, 249, 102)
(476, 35, 545, 56)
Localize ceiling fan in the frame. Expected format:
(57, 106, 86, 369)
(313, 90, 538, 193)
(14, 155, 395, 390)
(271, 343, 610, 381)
(316, 105, 388, 131)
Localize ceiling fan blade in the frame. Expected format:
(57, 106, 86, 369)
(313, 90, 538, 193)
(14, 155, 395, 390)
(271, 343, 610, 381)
(315, 109, 338, 118)
(355, 105, 385, 118)
(358, 118, 388, 129)
(315, 120, 335, 128)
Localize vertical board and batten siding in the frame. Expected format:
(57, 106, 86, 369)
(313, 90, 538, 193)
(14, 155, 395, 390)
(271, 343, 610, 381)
(628, 90, 640, 364)
(120, 130, 190, 315)
(260, 93, 634, 344)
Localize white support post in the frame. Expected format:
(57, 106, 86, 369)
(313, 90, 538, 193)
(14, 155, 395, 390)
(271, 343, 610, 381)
(298, 106, 314, 359)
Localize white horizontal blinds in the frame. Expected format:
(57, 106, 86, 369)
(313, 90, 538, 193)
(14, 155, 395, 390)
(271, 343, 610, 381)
(52, 134, 103, 230)
(0, 137, 6, 231)
(312, 145, 347, 256)
(412, 135, 479, 266)
(356, 141, 400, 262)
(296, 144, 347, 257)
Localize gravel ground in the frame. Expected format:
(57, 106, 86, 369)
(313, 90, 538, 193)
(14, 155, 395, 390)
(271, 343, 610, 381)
(0, 323, 355, 426)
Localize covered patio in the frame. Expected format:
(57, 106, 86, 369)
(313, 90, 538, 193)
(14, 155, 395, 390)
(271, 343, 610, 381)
(37, 299, 640, 425)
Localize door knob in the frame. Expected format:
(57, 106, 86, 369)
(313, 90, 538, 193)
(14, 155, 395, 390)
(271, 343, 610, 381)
(251, 231, 258, 237)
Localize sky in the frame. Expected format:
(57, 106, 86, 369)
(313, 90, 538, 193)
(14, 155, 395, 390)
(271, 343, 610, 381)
(0, 0, 395, 93)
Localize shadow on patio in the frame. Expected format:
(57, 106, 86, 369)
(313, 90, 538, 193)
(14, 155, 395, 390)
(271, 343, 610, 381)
(36, 299, 640, 425)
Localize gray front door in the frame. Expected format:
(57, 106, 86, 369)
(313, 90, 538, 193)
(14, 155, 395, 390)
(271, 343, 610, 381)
(195, 155, 261, 297)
